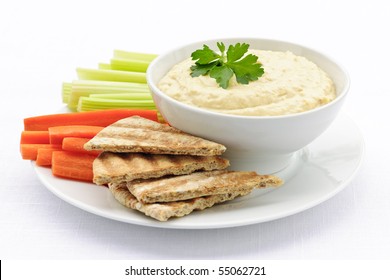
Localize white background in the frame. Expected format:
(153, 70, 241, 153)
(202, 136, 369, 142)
(1, 0, 389, 260)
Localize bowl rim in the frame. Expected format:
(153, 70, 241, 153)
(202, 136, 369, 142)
(146, 37, 350, 120)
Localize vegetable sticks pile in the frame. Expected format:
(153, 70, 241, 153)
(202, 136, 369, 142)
(62, 50, 158, 112)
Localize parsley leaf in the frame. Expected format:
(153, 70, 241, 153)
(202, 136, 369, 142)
(191, 45, 220, 65)
(190, 42, 264, 89)
(210, 65, 234, 89)
(229, 54, 264, 84)
(226, 43, 249, 62)
(190, 62, 218, 77)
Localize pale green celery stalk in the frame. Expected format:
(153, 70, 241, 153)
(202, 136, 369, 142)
(67, 80, 150, 110)
(76, 68, 146, 83)
(109, 58, 150, 72)
(68, 88, 149, 110)
(62, 82, 72, 103)
(113, 50, 157, 62)
(77, 96, 156, 112)
(89, 92, 152, 100)
(71, 79, 149, 90)
(69, 80, 149, 92)
(98, 63, 112, 70)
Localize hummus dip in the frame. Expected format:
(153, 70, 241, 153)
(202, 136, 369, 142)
(158, 50, 336, 116)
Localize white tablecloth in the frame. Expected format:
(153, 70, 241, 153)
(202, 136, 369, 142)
(1, 0, 389, 260)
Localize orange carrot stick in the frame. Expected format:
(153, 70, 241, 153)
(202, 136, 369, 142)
(51, 151, 96, 182)
(36, 147, 63, 166)
(24, 109, 158, 131)
(48, 125, 103, 145)
(20, 144, 62, 160)
(20, 131, 50, 144)
(62, 137, 102, 156)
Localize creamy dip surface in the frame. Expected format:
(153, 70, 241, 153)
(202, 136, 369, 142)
(158, 50, 336, 116)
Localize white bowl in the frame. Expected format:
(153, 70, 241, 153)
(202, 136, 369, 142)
(147, 38, 350, 174)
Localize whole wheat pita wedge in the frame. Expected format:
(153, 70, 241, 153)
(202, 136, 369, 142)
(93, 151, 230, 185)
(84, 116, 226, 156)
(108, 182, 253, 221)
(127, 170, 283, 204)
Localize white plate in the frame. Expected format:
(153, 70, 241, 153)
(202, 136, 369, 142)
(33, 114, 364, 229)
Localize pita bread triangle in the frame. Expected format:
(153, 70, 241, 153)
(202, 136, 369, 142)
(127, 170, 284, 203)
(84, 116, 226, 156)
(108, 182, 253, 221)
(92, 151, 230, 185)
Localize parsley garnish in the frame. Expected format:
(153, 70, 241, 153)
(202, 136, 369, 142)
(190, 42, 264, 89)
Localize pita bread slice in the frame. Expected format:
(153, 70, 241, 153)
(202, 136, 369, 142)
(84, 116, 226, 156)
(93, 151, 230, 185)
(108, 182, 253, 221)
(127, 170, 283, 204)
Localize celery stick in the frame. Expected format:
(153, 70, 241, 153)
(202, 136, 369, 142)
(89, 93, 153, 100)
(80, 97, 155, 107)
(109, 58, 150, 72)
(113, 50, 157, 62)
(68, 88, 150, 110)
(76, 68, 146, 83)
(98, 63, 112, 70)
(62, 82, 72, 103)
(67, 80, 150, 110)
(77, 96, 156, 112)
(70, 80, 149, 93)
(71, 80, 149, 89)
